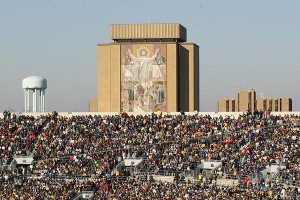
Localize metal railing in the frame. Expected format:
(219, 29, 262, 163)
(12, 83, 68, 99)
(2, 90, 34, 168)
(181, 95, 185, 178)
(0, 164, 16, 172)
(184, 169, 195, 177)
(134, 169, 180, 177)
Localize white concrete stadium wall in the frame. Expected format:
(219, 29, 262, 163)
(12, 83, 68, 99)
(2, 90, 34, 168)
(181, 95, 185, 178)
(2, 111, 300, 118)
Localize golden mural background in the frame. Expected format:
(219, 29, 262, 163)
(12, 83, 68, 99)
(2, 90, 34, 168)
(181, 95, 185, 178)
(121, 44, 167, 112)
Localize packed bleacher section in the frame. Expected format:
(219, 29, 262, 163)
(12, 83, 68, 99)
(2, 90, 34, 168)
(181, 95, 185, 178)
(0, 113, 48, 166)
(0, 110, 299, 199)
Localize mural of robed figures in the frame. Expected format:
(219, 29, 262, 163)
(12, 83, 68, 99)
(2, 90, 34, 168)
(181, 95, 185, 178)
(121, 44, 167, 112)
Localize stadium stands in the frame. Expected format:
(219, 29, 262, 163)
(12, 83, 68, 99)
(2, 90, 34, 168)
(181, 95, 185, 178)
(0, 111, 299, 199)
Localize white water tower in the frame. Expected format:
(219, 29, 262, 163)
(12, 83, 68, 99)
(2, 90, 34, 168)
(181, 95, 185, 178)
(22, 76, 47, 112)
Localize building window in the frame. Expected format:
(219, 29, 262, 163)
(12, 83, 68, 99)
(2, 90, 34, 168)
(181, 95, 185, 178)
(275, 100, 278, 111)
(232, 100, 235, 112)
(248, 92, 251, 110)
(238, 94, 240, 112)
(280, 99, 282, 112)
(269, 99, 272, 111)
(263, 100, 267, 111)
(226, 100, 229, 112)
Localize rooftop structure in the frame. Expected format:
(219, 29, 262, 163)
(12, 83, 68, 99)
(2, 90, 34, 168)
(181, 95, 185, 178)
(110, 23, 187, 42)
(22, 76, 47, 113)
(90, 23, 199, 113)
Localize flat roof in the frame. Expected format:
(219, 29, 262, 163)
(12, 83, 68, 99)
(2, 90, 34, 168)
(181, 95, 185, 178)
(110, 23, 187, 42)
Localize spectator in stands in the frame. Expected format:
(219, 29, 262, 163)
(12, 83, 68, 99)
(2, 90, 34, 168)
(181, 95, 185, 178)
(2, 110, 8, 121)
(259, 109, 264, 119)
(266, 108, 271, 119)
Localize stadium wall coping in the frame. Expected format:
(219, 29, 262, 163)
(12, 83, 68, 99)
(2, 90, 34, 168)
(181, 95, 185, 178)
(1, 112, 300, 118)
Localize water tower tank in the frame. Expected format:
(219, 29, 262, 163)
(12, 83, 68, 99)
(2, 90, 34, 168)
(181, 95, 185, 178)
(22, 76, 47, 89)
(22, 76, 47, 113)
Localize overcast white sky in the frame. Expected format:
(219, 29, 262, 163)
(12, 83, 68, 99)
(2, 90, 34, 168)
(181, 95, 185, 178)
(0, 0, 299, 112)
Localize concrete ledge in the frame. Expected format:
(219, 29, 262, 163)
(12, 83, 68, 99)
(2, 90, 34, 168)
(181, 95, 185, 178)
(2, 111, 300, 118)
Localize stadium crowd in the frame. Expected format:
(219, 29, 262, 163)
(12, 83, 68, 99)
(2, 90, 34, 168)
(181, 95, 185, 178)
(0, 110, 299, 199)
(0, 172, 299, 199)
(0, 113, 48, 166)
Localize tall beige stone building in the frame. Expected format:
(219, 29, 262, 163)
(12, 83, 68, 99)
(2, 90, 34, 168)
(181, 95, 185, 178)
(89, 24, 199, 112)
(238, 90, 256, 112)
(218, 98, 238, 112)
(218, 90, 256, 112)
(256, 97, 292, 112)
(218, 90, 292, 112)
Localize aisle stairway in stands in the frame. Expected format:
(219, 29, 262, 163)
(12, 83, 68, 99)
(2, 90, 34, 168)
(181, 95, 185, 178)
(30, 118, 51, 157)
